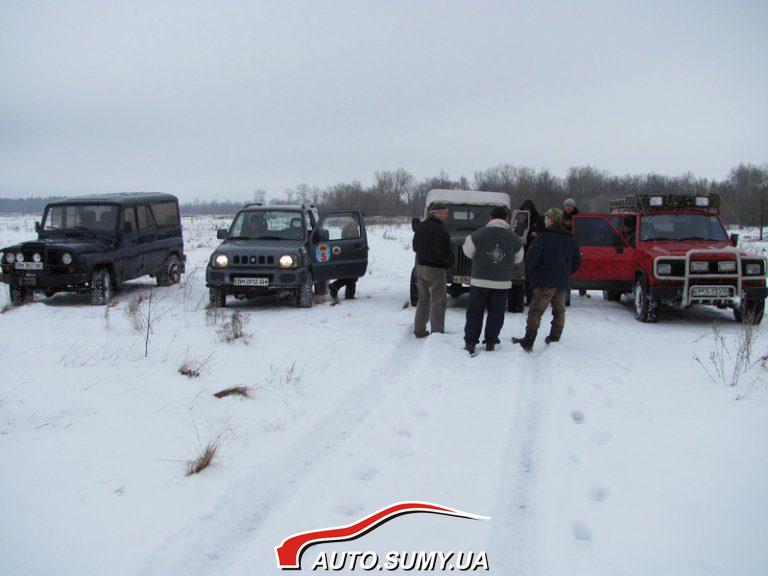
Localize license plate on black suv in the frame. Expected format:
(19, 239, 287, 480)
(233, 277, 269, 287)
(690, 286, 733, 298)
(15, 262, 43, 271)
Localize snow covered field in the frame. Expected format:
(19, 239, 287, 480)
(1, 215, 767, 576)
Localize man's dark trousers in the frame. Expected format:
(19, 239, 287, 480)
(464, 286, 508, 345)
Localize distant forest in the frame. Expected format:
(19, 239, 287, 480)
(2, 163, 767, 225)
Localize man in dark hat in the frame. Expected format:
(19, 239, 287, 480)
(513, 208, 581, 352)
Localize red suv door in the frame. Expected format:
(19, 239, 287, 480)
(571, 214, 634, 290)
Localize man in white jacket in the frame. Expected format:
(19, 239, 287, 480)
(462, 207, 524, 354)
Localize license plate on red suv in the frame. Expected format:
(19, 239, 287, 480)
(690, 286, 733, 298)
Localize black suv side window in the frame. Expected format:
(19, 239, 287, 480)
(151, 202, 180, 227)
(320, 214, 361, 240)
(121, 207, 138, 232)
(137, 205, 157, 230)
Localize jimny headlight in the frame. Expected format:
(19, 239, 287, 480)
(213, 253, 229, 268)
(746, 262, 762, 276)
(16, 252, 24, 263)
(32, 253, 42, 263)
(279, 254, 296, 269)
(657, 263, 672, 275)
(61, 253, 73, 265)
(4, 252, 14, 264)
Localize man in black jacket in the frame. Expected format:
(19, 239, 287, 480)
(513, 208, 582, 352)
(412, 208, 454, 337)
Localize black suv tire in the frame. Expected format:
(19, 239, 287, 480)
(156, 254, 181, 287)
(734, 299, 765, 325)
(314, 280, 328, 296)
(209, 286, 226, 308)
(90, 267, 113, 306)
(633, 277, 658, 323)
(297, 274, 314, 308)
(9, 286, 28, 306)
(409, 268, 418, 307)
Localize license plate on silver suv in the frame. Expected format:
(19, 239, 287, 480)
(15, 262, 43, 271)
(690, 286, 732, 298)
(233, 277, 269, 287)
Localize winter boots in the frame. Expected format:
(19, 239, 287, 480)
(545, 332, 561, 344)
(512, 330, 537, 352)
(464, 341, 476, 355)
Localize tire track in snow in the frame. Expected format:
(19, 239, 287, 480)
(490, 348, 553, 575)
(139, 328, 423, 576)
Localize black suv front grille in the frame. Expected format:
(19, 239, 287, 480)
(456, 248, 471, 276)
(232, 254, 274, 266)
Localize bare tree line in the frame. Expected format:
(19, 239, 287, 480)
(1, 163, 766, 225)
(267, 163, 768, 226)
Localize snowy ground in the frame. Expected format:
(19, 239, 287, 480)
(1, 215, 767, 576)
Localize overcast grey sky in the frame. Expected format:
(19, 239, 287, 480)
(1, 0, 766, 202)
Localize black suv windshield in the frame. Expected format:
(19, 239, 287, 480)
(42, 204, 118, 236)
(432, 204, 498, 231)
(640, 214, 728, 242)
(229, 210, 305, 240)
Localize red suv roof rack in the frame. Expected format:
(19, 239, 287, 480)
(609, 194, 720, 214)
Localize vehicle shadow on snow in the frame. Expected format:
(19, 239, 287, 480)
(39, 280, 165, 307)
(611, 295, 737, 326)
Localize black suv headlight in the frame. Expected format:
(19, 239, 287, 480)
(61, 252, 73, 265)
(212, 253, 229, 268)
(2, 251, 12, 264)
(279, 254, 297, 269)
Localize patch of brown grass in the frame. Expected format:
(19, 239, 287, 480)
(1, 304, 12, 314)
(185, 439, 220, 476)
(213, 385, 251, 399)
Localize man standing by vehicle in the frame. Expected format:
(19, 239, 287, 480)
(513, 208, 581, 352)
(329, 218, 361, 300)
(462, 207, 522, 354)
(413, 208, 454, 338)
(562, 197, 587, 301)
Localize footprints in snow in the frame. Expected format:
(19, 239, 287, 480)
(568, 390, 614, 547)
(571, 521, 593, 542)
(588, 484, 611, 503)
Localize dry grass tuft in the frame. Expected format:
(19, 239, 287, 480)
(205, 304, 225, 326)
(178, 354, 212, 378)
(1, 304, 12, 314)
(185, 439, 220, 476)
(124, 294, 147, 331)
(216, 310, 250, 343)
(179, 361, 201, 378)
(213, 385, 251, 399)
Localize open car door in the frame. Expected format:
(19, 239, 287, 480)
(309, 211, 369, 282)
(571, 214, 634, 290)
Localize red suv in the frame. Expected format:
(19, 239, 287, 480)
(570, 194, 767, 324)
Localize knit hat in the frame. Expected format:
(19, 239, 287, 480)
(545, 208, 563, 224)
(564, 198, 576, 207)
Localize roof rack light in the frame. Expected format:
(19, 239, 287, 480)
(695, 196, 709, 207)
(649, 196, 664, 207)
